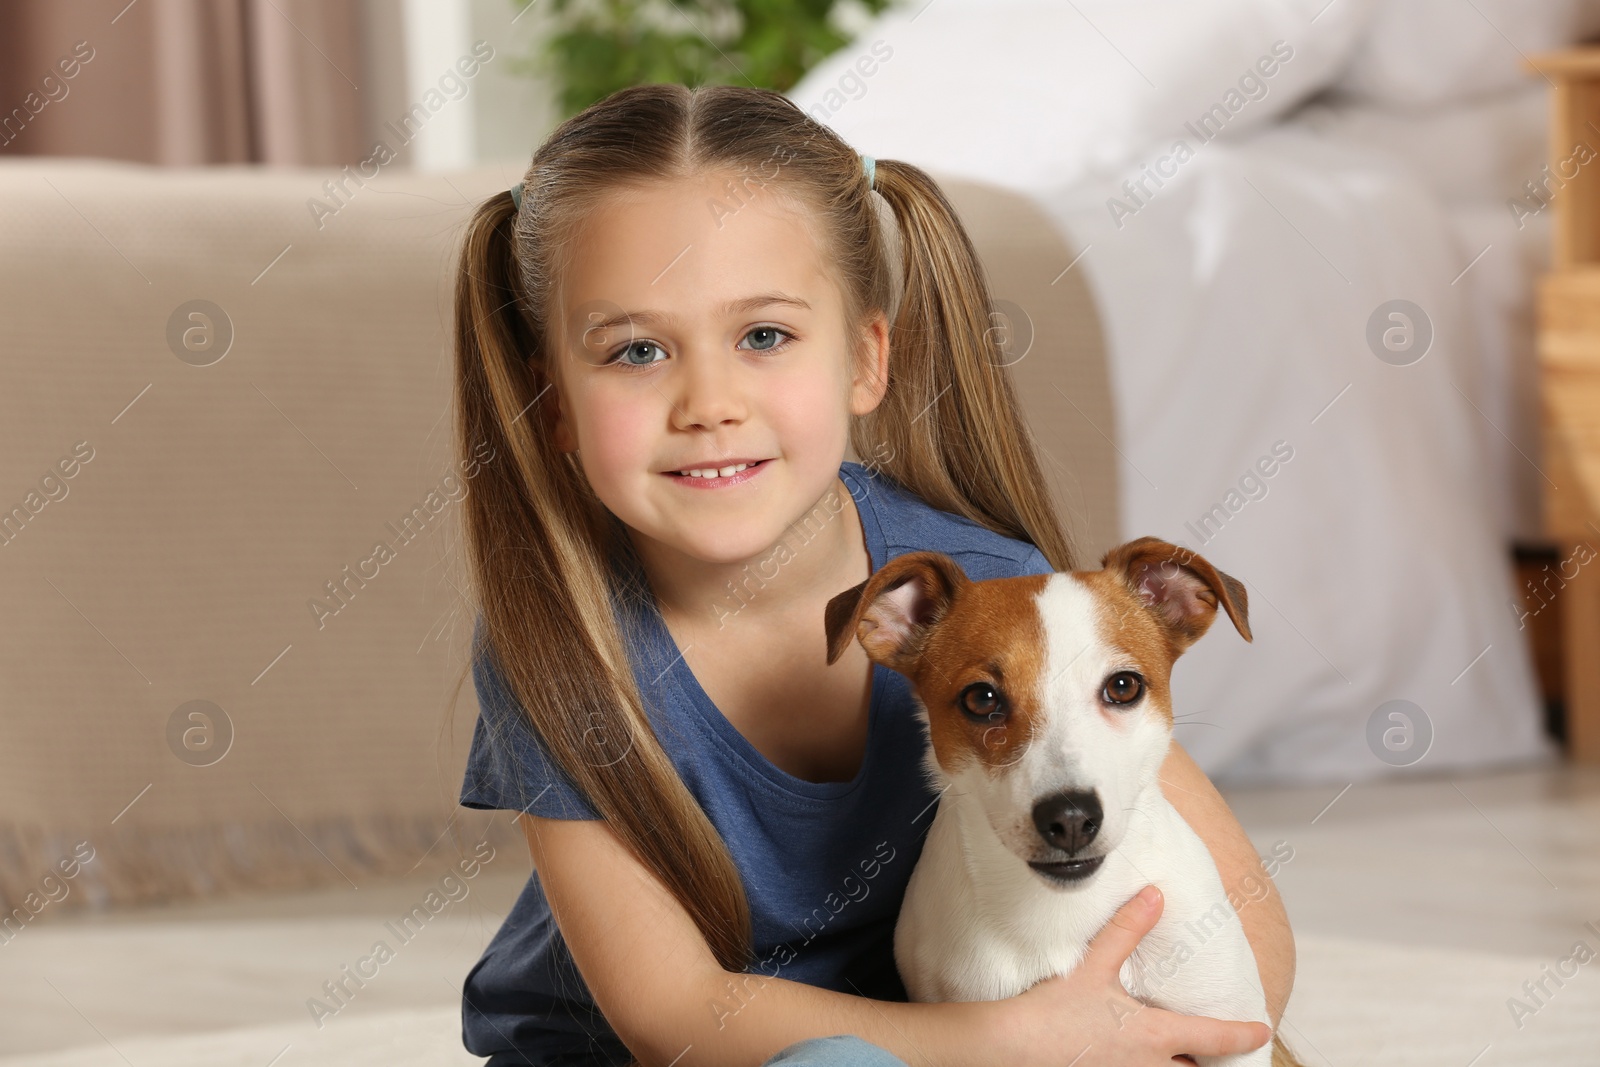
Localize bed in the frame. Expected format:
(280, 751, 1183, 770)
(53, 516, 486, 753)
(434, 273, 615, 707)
(787, 0, 1584, 785)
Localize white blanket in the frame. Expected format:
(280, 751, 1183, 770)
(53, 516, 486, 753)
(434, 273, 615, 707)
(789, 2, 1561, 784)
(1040, 124, 1557, 784)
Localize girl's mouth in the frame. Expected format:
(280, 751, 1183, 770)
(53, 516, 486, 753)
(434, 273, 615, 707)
(663, 458, 769, 488)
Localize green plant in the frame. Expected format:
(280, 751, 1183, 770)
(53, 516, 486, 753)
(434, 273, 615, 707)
(511, 0, 895, 119)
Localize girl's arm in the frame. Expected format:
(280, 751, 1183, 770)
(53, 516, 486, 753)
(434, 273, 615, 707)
(519, 812, 1269, 1067)
(518, 812, 990, 1066)
(1157, 740, 1296, 1027)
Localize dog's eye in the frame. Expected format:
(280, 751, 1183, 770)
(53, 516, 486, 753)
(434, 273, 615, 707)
(959, 682, 1005, 721)
(1102, 671, 1145, 706)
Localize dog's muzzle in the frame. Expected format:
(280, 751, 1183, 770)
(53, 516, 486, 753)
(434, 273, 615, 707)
(1028, 790, 1105, 884)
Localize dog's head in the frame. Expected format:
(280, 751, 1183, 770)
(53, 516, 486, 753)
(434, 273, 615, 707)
(824, 537, 1250, 889)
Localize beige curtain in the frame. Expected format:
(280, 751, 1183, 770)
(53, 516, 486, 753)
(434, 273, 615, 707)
(0, 0, 366, 165)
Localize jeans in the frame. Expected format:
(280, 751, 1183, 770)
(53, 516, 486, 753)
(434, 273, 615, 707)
(759, 1035, 912, 1066)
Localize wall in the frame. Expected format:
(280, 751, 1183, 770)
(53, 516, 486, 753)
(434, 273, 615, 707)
(370, 0, 558, 171)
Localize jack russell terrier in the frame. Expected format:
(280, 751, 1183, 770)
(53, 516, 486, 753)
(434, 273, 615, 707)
(824, 537, 1300, 1067)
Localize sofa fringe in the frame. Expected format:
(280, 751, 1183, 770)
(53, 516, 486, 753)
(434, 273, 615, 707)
(0, 810, 521, 924)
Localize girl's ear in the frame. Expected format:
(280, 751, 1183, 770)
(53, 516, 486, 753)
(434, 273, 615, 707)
(849, 310, 891, 417)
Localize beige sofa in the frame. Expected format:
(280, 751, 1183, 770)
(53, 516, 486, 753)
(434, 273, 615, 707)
(0, 156, 1118, 918)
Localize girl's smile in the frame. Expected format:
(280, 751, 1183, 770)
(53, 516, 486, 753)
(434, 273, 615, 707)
(662, 456, 772, 487)
(543, 171, 888, 595)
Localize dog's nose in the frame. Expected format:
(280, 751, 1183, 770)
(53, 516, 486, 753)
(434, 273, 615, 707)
(1033, 791, 1102, 854)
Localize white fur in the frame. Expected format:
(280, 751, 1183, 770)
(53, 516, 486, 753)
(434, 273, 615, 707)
(894, 574, 1271, 1065)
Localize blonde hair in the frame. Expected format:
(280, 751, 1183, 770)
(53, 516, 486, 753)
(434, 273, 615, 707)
(453, 83, 1075, 974)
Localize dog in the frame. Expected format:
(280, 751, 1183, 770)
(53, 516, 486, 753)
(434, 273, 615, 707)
(823, 537, 1301, 1067)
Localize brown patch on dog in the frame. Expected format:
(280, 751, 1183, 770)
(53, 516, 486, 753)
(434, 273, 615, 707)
(1100, 537, 1252, 649)
(822, 552, 1054, 775)
(1078, 568, 1181, 726)
(1078, 537, 1254, 727)
(915, 574, 1053, 774)
(823, 552, 969, 673)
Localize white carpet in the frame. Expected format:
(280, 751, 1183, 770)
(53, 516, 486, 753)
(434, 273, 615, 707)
(1281, 933, 1600, 1065)
(8, 768, 1594, 1065)
(0, 1005, 480, 1067)
(6, 932, 1597, 1067)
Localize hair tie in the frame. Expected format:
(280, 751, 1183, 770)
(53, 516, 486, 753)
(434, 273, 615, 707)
(509, 182, 524, 210)
(863, 156, 902, 323)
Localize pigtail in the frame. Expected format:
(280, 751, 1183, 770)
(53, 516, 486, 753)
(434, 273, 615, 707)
(856, 160, 1077, 572)
(453, 190, 754, 973)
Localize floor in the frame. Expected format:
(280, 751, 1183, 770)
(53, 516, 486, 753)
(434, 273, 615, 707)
(1221, 762, 1600, 1065)
(2, 762, 1597, 1065)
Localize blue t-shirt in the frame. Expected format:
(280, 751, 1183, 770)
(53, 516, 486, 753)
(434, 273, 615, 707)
(458, 460, 1054, 1066)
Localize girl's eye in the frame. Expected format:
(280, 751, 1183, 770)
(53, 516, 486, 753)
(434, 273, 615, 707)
(738, 326, 794, 353)
(1101, 671, 1145, 706)
(959, 682, 1006, 722)
(608, 340, 666, 368)
(604, 327, 794, 369)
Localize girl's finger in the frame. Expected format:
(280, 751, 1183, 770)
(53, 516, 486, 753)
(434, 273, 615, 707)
(1081, 884, 1163, 978)
(1154, 1012, 1272, 1059)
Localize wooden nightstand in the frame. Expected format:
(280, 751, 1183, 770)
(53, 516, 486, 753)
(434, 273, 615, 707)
(1529, 49, 1600, 763)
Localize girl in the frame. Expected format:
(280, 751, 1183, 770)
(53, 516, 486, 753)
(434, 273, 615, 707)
(453, 83, 1290, 1067)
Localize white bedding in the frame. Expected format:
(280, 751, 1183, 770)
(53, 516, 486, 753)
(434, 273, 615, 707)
(1332, 0, 1599, 107)
(1288, 85, 1553, 541)
(1291, 83, 1550, 207)
(791, 0, 1375, 194)
(788, 3, 1563, 784)
(1442, 201, 1549, 543)
(1036, 124, 1556, 784)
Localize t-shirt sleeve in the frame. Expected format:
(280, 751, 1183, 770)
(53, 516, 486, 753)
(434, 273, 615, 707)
(459, 618, 603, 821)
(1018, 544, 1054, 577)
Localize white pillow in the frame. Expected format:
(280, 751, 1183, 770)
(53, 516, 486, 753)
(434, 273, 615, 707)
(785, 0, 1377, 194)
(1333, 0, 1592, 107)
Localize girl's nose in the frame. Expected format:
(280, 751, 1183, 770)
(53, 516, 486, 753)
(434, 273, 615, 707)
(669, 347, 748, 430)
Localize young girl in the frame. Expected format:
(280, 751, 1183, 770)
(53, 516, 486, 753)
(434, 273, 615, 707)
(452, 83, 1289, 1067)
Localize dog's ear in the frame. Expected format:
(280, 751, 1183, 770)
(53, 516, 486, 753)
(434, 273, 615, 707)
(824, 551, 970, 672)
(1100, 537, 1251, 649)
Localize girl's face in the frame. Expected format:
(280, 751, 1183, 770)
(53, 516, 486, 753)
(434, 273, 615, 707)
(544, 172, 888, 568)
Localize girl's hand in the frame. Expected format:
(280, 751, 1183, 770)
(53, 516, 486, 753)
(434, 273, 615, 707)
(990, 885, 1271, 1066)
